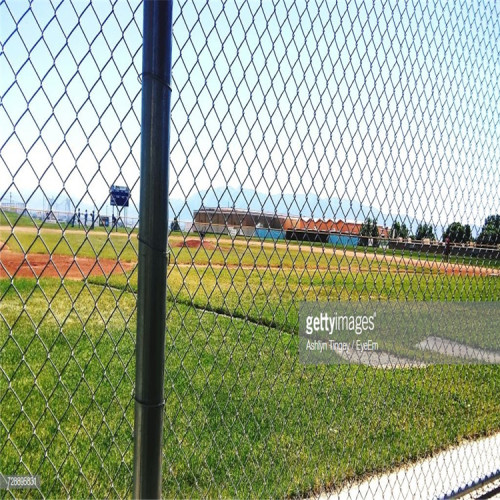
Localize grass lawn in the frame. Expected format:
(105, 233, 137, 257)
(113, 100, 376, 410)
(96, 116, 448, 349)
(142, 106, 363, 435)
(0, 228, 139, 262)
(2, 223, 499, 280)
(1, 226, 499, 497)
(0, 210, 137, 234)
(95, 265, 499, 359)
(0, 210, 37, 228)
(182, 230, 500, 270)
(2, 227, 388, 269)
(0, 278, 499, 498)
(3, 226, 499, 276)
(365, 246, 500, 270)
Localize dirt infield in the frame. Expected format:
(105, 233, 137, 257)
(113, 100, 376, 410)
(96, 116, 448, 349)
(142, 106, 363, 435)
(168, 235, 498, 278)
(172, 239, 215, 250)
(241, 239, 499, 278)
(0, 228, 497, 279)
(0, 248, 134, 280)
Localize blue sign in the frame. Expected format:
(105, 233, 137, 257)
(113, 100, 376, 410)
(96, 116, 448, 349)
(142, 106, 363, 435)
(110, 185, 130, 207)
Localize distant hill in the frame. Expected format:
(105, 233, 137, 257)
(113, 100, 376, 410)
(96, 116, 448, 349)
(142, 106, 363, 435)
(170, 186, 392, 226)
(6, 186, 440, 236)
(167, 186, 446, 236)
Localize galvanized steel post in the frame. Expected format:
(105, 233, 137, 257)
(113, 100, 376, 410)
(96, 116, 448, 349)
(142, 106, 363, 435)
(133, 0, 173, 497)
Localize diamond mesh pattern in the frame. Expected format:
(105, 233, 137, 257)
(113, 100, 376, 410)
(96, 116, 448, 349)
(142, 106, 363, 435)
(1, 0, 499, 498)
(1, 0, 141, 497)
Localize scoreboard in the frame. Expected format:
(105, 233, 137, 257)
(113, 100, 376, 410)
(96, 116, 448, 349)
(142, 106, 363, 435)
(110, 185, 130, 207)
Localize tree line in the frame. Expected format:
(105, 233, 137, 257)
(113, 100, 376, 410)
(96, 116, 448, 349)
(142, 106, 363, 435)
(359, 214, 500, 247)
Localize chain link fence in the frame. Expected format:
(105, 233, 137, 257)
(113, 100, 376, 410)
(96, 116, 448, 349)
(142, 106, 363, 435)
(1, 0, 499, 498)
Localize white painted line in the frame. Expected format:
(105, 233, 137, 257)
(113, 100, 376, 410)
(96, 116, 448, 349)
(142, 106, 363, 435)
(313, 433, 500, 500)
(417, 336, 500, 364)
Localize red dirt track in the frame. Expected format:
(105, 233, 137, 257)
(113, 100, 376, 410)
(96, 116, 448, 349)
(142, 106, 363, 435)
(0, 249, 134, 280)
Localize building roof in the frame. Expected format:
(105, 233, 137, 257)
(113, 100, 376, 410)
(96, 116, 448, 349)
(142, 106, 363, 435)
(291, 218, 389, 237)
(194, 206, 288, 219)
(194, 207, 389, 237)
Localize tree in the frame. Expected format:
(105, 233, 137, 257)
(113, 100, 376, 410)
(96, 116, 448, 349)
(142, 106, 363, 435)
(443, 222, 472, 243)
(464, 224, 472, 243)
(477, 214, 500, 246)
(359, 218, 379, 247)
(391, 220, 409, 239)
(415, 222, 435, 241)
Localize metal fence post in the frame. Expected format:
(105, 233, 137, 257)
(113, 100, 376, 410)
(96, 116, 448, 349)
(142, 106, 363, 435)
(133, 0, 174, 498)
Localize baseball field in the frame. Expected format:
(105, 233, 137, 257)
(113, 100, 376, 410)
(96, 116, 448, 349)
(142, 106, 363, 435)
(0, 212, 499, 497)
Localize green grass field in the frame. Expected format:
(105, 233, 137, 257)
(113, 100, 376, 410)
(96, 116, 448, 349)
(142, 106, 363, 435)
(0, 223, 499, 498)
(0, 209, 136, 235)
(2, 226, 499, 275)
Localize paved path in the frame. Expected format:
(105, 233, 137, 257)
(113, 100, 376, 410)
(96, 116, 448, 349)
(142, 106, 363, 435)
(313, 433, 500, 500)
(417, 336, 500, 364)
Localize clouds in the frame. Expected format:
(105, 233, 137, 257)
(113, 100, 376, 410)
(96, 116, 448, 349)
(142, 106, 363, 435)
(1, 0, 498, 228)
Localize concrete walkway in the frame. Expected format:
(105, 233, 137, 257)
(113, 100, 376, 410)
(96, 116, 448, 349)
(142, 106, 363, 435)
(417, 336, 500, 364)
(313, 433, 500, 500)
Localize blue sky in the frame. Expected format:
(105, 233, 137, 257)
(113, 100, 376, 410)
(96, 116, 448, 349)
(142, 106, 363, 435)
(0, 0, 498, 230)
